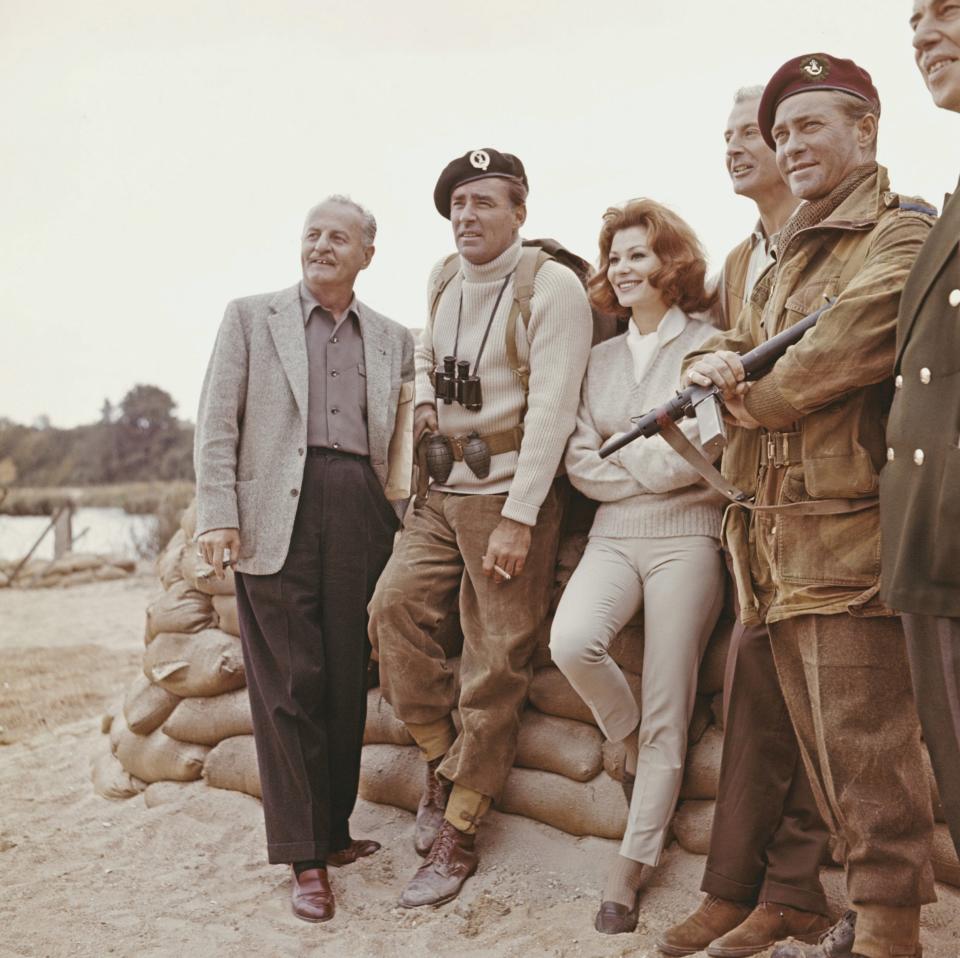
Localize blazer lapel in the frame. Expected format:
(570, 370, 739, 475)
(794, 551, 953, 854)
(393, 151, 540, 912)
(267, 285, 309, 421)
(897, 185, 960, 362)
(358, 302, 392, 462)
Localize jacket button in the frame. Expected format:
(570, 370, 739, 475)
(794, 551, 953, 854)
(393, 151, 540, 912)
(895, 374, 903, 389)
(298, 448, 304, 456)
(331, 407, 339, 415)
(291, 488, 299, 497)
(920, 367, 931, 384)
(913, 449, 925, 465)
(887, 447, 895, 462)
(331, 369, 339, 377)
(950, 289, 960, 308)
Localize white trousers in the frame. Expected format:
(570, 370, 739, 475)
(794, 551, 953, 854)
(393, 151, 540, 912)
(550, 534, 724, 865)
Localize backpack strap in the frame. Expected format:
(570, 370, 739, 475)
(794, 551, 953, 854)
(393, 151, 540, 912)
(504, 248, 552, 415)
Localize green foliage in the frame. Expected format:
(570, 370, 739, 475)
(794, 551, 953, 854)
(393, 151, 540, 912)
(0, 384, 195, 492)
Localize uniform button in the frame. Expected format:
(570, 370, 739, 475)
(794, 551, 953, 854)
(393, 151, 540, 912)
(331, 370, 339, 377)
(895, 374, 903, 389)
(331, 336, 339, 344)
(298, 447, 304, 456)
(771, 525, 777, 536)
(913, 449, 925, 465)
(290, 488, 299, 497)
(331, 407, 339, 415)
(887, 447, 895, 462)
(920, 367, 931, 384)
(950, 289, 960, 308)
(332, 442, 340, 449)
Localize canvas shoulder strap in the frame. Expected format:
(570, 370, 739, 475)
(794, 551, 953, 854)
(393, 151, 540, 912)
(504, 247, 552, 411)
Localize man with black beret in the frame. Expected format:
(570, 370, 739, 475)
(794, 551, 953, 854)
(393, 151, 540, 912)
(881, 0, 960, 864)
(369, 148, 591, 907)
(680, 54, 937, 958)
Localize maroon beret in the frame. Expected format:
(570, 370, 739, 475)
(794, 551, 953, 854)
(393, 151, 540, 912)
(433, 148, 528, 219)
(758, 53, 880, 148)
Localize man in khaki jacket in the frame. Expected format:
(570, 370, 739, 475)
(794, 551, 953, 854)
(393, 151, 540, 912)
(683, 55, 936, 958)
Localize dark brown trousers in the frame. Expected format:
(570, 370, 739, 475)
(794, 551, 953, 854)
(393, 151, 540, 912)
(903, 613, 960, 858)
(702, 614, 830, 914)
(235, 449, 398, 864)
(769, 613, 936, 907)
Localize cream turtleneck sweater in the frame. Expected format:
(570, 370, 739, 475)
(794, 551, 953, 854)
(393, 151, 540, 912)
(415, 238, 592, 526)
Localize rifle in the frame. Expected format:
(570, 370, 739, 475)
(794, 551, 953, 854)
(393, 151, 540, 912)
(599, 299, 835, 460)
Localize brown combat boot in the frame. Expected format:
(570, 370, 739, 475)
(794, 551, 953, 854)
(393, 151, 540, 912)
(658, 895, 754, 956)
(707, 902, 832, 958)
(398, 819, 478, 908)
(415, 756, 451, 856)
(770, 911, 858, 958)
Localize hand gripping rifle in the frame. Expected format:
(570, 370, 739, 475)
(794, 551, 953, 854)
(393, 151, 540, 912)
(599, 298, 835, 462)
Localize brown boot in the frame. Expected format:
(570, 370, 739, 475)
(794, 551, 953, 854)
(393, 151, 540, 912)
(657, 896, 754, 956)
(770, 911, 857, 958)
(415, 756, 451, 857)
(398, 819, 478, 908)
(707, 902, 832, 958)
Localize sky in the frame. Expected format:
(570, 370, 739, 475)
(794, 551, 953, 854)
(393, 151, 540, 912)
(3, 0, 957, 428)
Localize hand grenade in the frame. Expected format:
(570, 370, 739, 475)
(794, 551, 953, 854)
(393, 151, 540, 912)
(425, 433, 454, 484)
(462, 432, 491, 479)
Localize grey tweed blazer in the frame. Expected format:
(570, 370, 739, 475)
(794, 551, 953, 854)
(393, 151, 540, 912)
(194, 283, 415, 575)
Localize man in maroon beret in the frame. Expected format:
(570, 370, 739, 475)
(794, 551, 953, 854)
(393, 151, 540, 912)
(680, 53, 937, 958)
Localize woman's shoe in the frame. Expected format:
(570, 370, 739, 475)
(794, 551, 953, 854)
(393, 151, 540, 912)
(595, 896, 640, 934)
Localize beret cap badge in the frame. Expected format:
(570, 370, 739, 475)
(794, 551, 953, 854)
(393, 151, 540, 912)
(800, 56, 830, 81)
(469, 150, 491, 171)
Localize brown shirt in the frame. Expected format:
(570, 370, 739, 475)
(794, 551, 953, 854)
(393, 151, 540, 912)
(300, 283, 368, 455)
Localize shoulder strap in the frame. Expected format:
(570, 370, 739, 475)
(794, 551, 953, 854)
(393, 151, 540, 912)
(429, 254, 461, 322)
(504, 248, 552, 410)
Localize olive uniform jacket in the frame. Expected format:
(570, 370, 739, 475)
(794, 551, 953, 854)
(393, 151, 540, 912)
(683, 166, 936, 626)
(881, 181, 960, 618)
(194, 284, 415, 576)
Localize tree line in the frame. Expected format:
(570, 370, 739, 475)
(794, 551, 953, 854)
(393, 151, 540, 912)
(0, 385, 195, 488)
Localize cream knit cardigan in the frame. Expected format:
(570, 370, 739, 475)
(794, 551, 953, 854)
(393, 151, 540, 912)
(565, 311, 725, 539)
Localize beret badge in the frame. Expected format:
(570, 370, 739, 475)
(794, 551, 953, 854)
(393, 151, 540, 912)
(800, 56, 830, 81)
(469, 150, 491, 171)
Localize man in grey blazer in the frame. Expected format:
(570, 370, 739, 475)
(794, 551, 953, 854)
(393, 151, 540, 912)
(194, 195, 415, 923)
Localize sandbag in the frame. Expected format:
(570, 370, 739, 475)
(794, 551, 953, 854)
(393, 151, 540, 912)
(180, 499, 197, 541)
(932, 823, 960, 888)
(163, 689, 253, 746)
(698, 615, 734, 695)
(607, 620, 645, 676)
(90, 750, 147, 801)
(203, 735, 261, 799)
(688, 695, 713, 747)
(514, 711, 603, 783)
(528, 665, 641, 727)
(499, 767, 627, 840)
(212, 594, 239, 638)
(364, 689, 415, 746)
(680, 726, 722, 800)
(123, 672, 181, 735)
(114, 724, 210, 783)
(180, 548, 236, 597)
(672, 799, 714, 855)
(359, 743, 421, 812)
(143, 629, 245, 697)
(145, 581, 216, 641)
(156, 529, 186, 590)
(109, 710, 129, 755)
(710, 692, 725, 731)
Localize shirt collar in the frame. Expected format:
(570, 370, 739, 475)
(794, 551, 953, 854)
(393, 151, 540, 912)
(299, 282, 359, 328)
(626, 304, 688, 348)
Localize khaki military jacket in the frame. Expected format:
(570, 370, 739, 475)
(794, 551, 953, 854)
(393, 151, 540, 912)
(684, 166, 935, 625)
(881, 181, 959, 617)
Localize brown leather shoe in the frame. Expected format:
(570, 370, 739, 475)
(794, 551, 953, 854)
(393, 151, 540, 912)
(708, 902, 833, 958)
(770, 911, 858, 958)
(657, 895, 754, 956)
(595, 898, 639, 935)
(415, 756, 452, 857)
(290, 867, 335, 923)
(398, 819, 478, 908)
(327, 838, 381, 868)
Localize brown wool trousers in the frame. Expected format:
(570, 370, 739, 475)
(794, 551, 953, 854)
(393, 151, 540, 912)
(702, 614, 830, 915)
(767, 613, 936, 909)
(368, 485, 562, 801)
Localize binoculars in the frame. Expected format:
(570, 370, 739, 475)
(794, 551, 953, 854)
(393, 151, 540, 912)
(433, 356, 483, 411)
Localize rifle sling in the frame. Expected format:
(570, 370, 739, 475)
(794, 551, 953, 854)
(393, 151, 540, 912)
(656, 415, 877, 517)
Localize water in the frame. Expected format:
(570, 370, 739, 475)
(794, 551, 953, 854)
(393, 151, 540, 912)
(0, 508, 157, 561)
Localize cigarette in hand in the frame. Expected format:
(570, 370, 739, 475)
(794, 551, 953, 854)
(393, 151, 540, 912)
(493, 563, 512, 581)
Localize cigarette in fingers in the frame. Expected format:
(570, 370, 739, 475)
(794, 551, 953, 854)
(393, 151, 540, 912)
(493, 563, 512, 581)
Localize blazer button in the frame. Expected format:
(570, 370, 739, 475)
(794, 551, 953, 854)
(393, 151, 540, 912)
(913, 449, 925, 465)
(949, 289, 960, 308)
(920, 367, 931, 384)
(895, 374, 903, 389)
(291, 488, 299, 497)
(331, 407, 339, 414)
(887, 447, 895, 462)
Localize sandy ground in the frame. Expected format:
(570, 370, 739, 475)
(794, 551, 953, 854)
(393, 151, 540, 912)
(1, 575, 959, 958)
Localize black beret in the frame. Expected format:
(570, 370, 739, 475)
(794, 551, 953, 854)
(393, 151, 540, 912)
(433, 148, 528, 219)
(758, 53, 880, 149)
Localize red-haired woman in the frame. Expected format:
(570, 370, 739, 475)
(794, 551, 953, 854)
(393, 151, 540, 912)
(550, 199, 726, 933)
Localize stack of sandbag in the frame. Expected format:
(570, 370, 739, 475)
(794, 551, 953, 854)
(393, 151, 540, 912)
(1, 552, 136, 589)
